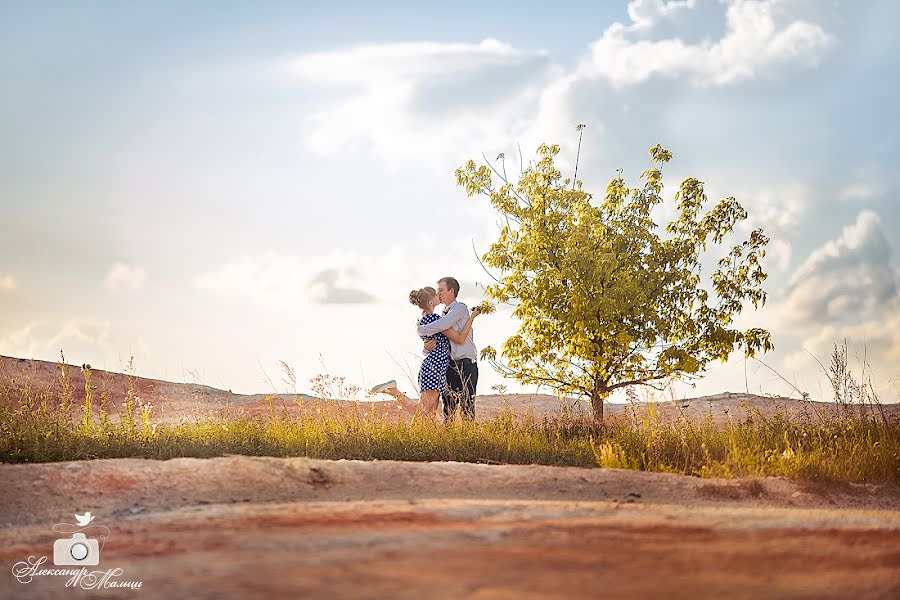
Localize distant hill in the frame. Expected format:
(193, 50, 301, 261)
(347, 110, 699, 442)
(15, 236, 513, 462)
(1, 355, 895, 425)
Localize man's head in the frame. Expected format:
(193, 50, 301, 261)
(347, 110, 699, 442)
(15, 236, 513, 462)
(437, 276, 459, 305)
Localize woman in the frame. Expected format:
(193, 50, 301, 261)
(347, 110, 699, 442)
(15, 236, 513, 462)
(370, 286, 480, 417)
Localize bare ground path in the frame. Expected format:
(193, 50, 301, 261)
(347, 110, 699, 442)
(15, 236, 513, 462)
(1, 456, 899, 599)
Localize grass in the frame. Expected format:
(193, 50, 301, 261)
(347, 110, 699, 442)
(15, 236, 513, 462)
(0, 352, 897, 485)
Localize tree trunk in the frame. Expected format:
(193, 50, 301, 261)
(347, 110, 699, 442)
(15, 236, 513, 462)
(590, 380, 605, 422)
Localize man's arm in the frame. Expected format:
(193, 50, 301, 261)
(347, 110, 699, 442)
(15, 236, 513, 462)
(417, 303, 467, 336)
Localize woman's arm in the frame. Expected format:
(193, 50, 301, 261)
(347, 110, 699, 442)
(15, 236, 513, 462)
(442, 308, 480, 344)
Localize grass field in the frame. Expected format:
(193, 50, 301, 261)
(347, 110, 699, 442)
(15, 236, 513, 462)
(1, 357, 897, 485)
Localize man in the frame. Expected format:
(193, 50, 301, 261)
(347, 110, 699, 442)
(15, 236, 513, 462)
(419, 276, 478, 420)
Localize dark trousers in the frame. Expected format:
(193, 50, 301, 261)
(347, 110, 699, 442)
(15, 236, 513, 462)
(443, 359, 478, 421)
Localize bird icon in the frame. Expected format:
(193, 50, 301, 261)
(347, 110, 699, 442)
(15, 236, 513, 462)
(75, 512, 94, 527)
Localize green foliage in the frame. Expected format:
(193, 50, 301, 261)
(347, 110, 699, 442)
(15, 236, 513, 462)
(456, 143, 773, 418)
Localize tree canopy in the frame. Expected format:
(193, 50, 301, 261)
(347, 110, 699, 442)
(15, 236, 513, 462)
(457, 142, 773, 420)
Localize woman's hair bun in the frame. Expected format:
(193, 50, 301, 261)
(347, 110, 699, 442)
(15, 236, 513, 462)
(409, 286, 436, 309)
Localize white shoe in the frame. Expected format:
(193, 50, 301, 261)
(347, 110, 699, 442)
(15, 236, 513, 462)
(369, 380, 398, 394)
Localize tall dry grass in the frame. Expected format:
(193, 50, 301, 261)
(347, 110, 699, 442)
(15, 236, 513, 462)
(0, 347, 897, 485)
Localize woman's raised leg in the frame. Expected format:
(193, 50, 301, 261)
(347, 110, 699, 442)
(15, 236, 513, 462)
(381, 387, 439, 418)
(380, 387, 417, 413)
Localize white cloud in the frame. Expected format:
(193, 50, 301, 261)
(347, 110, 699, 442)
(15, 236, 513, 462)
(0, 324, 56, 372)
(194, 251, 406, 308)
(104, 262, 147, 291)
(718, 208, 900, 401)
(745, 183, 807, 238)
(577, 0, 832, 88)
(627, 0, 699, 31)
(195, 253, 309, 307)
(46, 319, 113, 352)
(839, 182, 876, 202)
(781, 307, 900, 401)
(282, 2, 832, 177)
(731, 182, 810, 271)
(786, 310, 900, 374)
(290, 38, 524, 86)
(780, 209, 897, 325)
(194, 240, 495, 310)
(791, 210, 891, 280)
(0, 322, 45, 356)
(0, 320, 152, 376)
(289, 38, 557, 171)
(1, 320, 112, 359)
(0, 273, 15, 291)
(308, 267, 376, 305)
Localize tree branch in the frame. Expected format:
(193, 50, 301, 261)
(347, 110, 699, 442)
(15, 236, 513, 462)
(482, 152, 532, 209)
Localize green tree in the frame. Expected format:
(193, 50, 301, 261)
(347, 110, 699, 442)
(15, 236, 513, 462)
(457, 142, 772, 420)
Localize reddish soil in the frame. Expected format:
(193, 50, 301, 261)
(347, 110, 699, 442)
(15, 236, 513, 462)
(1, 457, 898, 599)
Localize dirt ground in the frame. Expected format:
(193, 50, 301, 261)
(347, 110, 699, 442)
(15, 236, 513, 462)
(2, 356, 899, 598)
(1, 456, 898, 599)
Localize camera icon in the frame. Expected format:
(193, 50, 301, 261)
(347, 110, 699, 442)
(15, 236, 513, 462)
(53, 533, 100, 566)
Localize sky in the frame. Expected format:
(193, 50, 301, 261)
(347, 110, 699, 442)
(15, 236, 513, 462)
(1, 0, 898, 403)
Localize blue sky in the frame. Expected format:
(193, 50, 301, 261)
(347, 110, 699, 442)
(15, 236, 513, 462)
(1, 0, 898, 401)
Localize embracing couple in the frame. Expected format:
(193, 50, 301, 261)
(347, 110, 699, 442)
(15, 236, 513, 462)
(370, 276, 481, 420)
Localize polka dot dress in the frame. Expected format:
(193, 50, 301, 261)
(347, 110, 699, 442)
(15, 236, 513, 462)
(418, 313, 451, 392)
